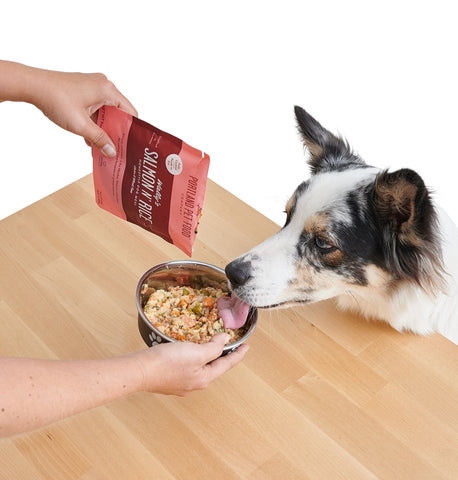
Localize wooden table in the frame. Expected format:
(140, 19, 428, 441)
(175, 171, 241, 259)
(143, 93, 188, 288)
(1, 175, 457, 479)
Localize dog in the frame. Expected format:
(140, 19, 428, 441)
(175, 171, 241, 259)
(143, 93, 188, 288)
(225, 107, 458, 344)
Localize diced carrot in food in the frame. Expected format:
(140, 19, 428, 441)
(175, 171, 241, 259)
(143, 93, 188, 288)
(203, 296, 214, 307)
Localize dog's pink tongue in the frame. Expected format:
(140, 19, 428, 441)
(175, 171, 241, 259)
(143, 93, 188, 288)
(217, 296, 250, 329)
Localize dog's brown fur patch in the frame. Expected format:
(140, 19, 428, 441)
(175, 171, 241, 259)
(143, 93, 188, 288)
(375, 176, 421, 246)
(322, 248, 344, 266)
(304, 213, 329, 236)
(285, 195, 295, 218)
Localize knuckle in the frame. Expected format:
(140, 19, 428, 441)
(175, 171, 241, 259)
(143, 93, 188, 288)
(93, 72, 108, 81)
(92, 128, 106, 146)
(102, 79, 118, 96)
(90, 73, 117, 97)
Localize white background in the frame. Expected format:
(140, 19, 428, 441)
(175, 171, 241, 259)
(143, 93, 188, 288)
(1, 0, 457, 228)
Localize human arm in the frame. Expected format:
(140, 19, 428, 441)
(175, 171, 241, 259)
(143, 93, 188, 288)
(0, 334, 249, 438)
(0, 60, 137, 156)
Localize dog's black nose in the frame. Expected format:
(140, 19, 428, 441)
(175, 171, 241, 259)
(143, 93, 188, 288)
(225, 258, 252, 288)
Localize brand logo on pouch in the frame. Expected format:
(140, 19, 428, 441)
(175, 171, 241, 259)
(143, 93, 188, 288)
(165, 154, 183, 175)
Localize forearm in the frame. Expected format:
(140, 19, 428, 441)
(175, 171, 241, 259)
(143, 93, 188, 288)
(0, 335, 248, 437)
(0, 60, 42, 104)
(0, 355, 144, 438)
(0, 60, 83, 112)
(0, 60, 137, 154)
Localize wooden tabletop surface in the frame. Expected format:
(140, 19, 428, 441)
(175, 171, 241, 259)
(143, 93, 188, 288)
(1, 175, 457, 479)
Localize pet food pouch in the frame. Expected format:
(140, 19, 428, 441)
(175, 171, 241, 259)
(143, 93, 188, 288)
(92, 106, 210, 256)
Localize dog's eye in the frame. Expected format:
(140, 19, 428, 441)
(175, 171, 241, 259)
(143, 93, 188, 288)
(315, 237, 337, 252)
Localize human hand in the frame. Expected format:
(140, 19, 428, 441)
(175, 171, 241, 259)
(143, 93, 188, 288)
(131, 334, 250, 397)
(29, 69, 137, 157)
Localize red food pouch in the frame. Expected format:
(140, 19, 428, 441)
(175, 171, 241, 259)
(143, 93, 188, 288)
(92, 106, 210, 256)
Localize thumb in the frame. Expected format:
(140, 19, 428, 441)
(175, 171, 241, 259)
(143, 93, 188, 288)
(83, 118, 116, 157)
(201, 333, 231, 363)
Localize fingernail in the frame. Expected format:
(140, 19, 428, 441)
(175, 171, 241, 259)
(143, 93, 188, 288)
(102, 143, 116, 157)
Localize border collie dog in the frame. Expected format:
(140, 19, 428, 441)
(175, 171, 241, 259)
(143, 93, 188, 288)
(225, 107, 458, 344)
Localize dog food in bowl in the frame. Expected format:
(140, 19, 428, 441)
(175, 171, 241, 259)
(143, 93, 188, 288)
(142, 285, 243, 344)
(136, 260, 257, 354)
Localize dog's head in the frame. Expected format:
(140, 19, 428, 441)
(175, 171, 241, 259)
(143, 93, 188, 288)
(226, 107, 445, 310)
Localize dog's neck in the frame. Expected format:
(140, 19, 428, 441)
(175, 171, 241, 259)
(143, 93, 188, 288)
(336, 204, 458, 344)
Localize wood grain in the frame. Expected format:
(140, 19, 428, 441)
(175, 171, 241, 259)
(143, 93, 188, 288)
(0, 175, 457, 479)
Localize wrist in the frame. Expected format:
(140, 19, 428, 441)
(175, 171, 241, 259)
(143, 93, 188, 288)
(123, 349, 158, 393)
(19, 64, 52, 108)
(0, 61, 35, 104)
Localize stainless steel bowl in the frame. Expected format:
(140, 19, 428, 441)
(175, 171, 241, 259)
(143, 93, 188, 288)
(136, 260, 257, 355)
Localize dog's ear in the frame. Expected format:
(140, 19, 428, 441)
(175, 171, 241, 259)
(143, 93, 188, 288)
(294, 106, 365, 174)
(373, 168, 445, 293)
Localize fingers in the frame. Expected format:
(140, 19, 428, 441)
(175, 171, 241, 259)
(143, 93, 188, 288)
(82, 118, 117, 157)
(114, 92, 138, 118)
(200, 333, 250, 381)
(103, 91, 138, 118)
(200, 333, 231, 363)
(102, 78, 138, 118)
(83, 75, 137, 154)
(204, 343, 250, 381)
